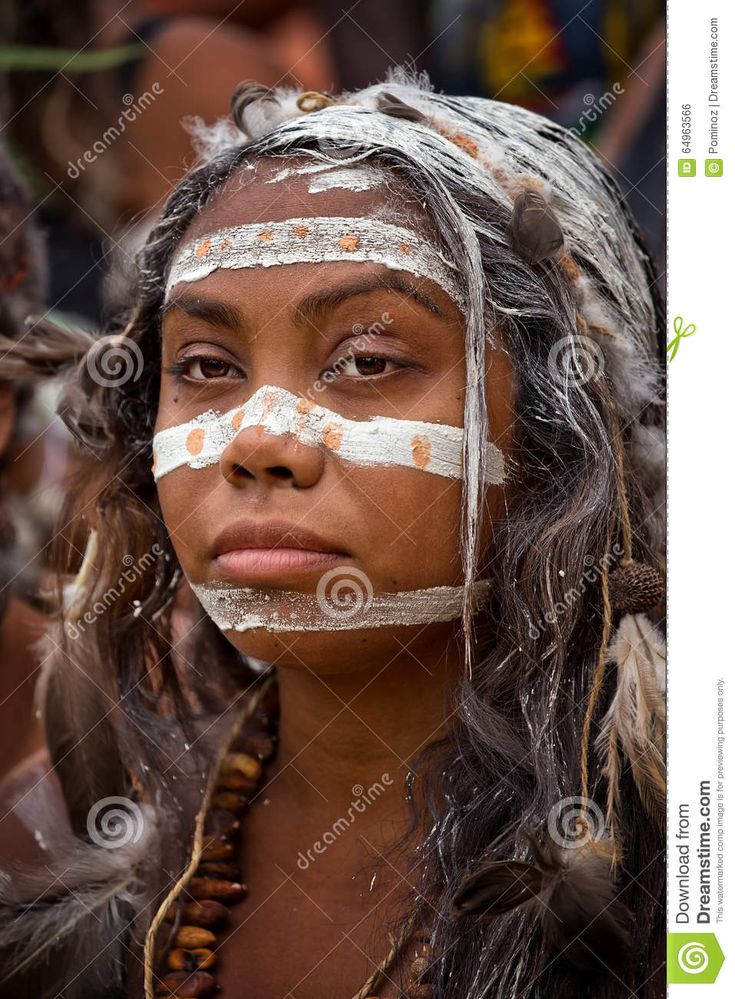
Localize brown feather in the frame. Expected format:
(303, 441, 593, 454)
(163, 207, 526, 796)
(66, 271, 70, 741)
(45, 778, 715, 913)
(453, 830, 632, 976)
(507, 190, 565, 264)
(596, 614, 666, 830)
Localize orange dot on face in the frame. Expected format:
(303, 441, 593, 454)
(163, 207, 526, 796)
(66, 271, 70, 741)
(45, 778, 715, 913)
(296, 397, 316, 415)
(231, 410, 244, 431)
(339, 234, 360, 252)
(322, 423, 344, 451)
(411, 434, 432, 469)
(186, 428, 205, 456)
(218, 238, 232, 253)
(292, 224, 309, 237)
(195, 239, 212, 258)
(397, 241, 412, 254)
(257, 227, 274, 242)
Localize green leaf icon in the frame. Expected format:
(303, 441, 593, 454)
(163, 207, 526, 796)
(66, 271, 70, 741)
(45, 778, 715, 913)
(667, 933, 725, 984)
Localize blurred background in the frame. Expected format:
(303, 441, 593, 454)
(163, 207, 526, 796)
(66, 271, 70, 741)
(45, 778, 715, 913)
(0, 0, 664, 776)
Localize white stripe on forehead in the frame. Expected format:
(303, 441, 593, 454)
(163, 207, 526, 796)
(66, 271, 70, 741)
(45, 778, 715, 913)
(152, 384, 507, 485)
(190, 579, 491, 633)
(165, 216, 465, 306)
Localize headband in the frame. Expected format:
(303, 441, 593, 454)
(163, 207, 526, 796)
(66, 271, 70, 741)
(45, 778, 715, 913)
(165, 216, 464, 306)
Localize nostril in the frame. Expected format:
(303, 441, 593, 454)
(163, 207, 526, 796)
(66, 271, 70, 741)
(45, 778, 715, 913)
(267, 465, 293, 480)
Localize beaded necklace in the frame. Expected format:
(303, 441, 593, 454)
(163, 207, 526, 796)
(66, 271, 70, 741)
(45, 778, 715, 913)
(146, 677, 435, 999)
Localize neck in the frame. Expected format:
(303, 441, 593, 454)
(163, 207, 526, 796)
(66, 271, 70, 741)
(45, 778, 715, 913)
(273, 631, 462, 808)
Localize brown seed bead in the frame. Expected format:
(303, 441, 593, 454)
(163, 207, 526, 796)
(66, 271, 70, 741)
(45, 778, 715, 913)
(166, 948, 217, 972)
(211, 791, 249, 814)
(155, 971, 217, 997)
(197, 861, 240, 880)
(233, 730, 275, 760)
(181, 899, 231, 928)
(188, 877, 247, 903)
(204, 809, 241, 839)
(609, 561, 664, 616)
(174, 926, 216, 949)
(223, 752, 262, 781)
(201, 837, 235, 861)
(216, 772, 258, 794)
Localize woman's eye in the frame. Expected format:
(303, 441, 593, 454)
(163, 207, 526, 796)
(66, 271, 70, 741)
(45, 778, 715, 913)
(338, 355, 399, 378)
(178, 356, 240, 380)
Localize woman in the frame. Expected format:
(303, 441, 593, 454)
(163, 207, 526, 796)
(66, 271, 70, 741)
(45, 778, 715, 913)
(0, 73, 665, 998)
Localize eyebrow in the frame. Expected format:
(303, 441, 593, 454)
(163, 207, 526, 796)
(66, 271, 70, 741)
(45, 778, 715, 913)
(162, 295, 245, 331)
(292, 273, 446, 329)
(161, 272, 447, 336)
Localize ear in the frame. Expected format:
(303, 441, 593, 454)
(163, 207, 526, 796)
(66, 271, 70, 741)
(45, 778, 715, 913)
(0, 383, 16, 458)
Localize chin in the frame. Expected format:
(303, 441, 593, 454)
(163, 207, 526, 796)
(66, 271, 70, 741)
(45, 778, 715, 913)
(225, 621, 458, 675)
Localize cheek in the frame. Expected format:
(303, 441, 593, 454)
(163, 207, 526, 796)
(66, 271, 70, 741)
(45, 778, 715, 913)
(321, 466, 465, 589)
(155, 472, 220, 574)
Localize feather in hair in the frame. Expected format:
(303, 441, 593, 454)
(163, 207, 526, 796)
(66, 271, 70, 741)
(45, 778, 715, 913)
(452, 830, 633, 976)
(0, 316, 94, 381)
(595, 613, 666, 833)
(0, 802, 160, 997)
(39, 530, 127, 835)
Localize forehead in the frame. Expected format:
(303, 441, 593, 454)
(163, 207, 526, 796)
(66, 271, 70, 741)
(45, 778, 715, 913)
(178, 157, 439, 244)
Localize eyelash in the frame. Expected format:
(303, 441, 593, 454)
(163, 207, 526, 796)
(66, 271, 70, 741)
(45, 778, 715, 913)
(164, 356, 243, 382)
(164, 348, 410, 384)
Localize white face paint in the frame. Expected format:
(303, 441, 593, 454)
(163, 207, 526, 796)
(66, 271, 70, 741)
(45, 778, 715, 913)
(190, 577, 491, 633)
(306, 167, 383, 194)
(152, 384, 507, 485)
(164, 216, 464, 307)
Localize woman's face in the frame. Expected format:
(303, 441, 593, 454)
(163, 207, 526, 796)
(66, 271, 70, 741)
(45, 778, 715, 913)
(155, 162, 515, 673)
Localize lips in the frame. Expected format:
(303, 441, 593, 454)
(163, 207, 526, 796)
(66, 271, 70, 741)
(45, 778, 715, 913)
(211, 520, 349, 586)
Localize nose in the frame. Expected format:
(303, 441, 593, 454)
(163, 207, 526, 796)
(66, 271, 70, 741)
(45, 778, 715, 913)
(219, 423, 325, 489)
